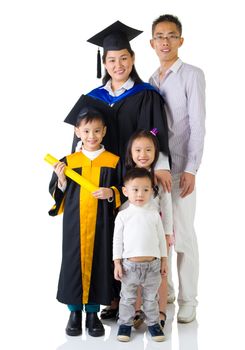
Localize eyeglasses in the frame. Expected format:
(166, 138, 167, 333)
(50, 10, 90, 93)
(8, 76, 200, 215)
(153, 34, 180, 43)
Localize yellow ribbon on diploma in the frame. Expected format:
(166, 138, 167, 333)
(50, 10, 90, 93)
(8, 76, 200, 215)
(44, 153, 99, 193)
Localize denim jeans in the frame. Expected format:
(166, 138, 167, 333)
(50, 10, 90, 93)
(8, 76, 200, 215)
(118, 258, 162, 326)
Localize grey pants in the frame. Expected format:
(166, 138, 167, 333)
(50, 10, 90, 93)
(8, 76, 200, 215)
(118, 258, 162, 326)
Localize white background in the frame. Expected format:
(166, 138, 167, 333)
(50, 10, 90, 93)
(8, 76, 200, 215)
(1, 0, 244, 349)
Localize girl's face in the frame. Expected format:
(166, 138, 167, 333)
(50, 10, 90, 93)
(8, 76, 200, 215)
(104, 49, 134, 86)
(131, 137, 156, 169)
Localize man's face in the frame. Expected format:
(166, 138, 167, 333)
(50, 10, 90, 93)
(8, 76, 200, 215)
(150, 21, 183, 64)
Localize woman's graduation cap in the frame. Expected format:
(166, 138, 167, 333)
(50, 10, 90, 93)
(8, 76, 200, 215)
(87, 21, 143, 78)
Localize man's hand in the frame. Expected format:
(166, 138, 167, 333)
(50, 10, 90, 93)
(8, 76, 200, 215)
(179, 172, 195, 198)
(155, 170, 172, 192)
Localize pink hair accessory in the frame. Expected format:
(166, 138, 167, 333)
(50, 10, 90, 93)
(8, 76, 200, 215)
(150, 128, 158, 136)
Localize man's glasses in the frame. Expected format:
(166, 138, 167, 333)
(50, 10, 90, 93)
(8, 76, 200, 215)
(153, 34, 180, 43)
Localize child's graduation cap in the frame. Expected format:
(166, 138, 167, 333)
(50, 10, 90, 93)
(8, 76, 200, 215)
(87, 21, 143, 78)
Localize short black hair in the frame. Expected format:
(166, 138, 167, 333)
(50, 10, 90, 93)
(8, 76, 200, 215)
(123, 167, 153, 185)
(76, 107, 106, 127)
(152, 14, 182, 36)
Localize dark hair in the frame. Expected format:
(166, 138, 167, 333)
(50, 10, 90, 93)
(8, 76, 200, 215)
(102, 48, 143, 85)
(76, 107, 106, 127)
(123, 167, 152, 185)
(152, 14, 182, 36)
(125, 130, 160, 172)
(123, 167, 158, 197)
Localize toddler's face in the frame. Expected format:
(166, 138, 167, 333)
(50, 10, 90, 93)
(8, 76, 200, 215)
(131, 137, 155, 169)
(123, 177, 153, 206)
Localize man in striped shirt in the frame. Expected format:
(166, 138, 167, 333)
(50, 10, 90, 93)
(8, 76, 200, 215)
(149, 14, 206, 323)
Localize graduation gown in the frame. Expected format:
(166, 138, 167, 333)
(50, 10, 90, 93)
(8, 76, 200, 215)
(49, 150, 121, 305)
(66, 82, 170, 163)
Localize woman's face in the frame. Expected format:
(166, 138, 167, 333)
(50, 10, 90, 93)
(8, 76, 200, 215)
(104, 49, 134, 86)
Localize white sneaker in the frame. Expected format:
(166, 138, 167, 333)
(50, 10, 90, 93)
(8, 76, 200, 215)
(167, 294, 176, 304)
(177, 305, 196, 323)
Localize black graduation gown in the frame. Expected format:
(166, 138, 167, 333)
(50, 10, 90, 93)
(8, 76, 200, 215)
(49, 151, 121, 305)
(65, 83, 170, 164)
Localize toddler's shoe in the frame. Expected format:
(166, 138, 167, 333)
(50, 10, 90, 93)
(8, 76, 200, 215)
(133, 310, 145, 329)
(117, 324, 132, 342)
(148, 323, 165, 342)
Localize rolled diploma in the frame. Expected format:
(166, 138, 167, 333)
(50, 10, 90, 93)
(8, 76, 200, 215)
(44, 153, 99, 192)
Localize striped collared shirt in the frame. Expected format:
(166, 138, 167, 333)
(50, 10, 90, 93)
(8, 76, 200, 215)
(149, 58, 206, 175)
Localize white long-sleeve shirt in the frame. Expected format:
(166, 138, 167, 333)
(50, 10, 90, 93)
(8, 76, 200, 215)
(149, 58, 206, 175)
(119, 183, 173, 236)
(113, 203, 167, 260)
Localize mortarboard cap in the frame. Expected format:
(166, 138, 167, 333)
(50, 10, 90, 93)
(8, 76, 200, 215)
(64, 95, 111, 127)
(87, 21, 143, 79)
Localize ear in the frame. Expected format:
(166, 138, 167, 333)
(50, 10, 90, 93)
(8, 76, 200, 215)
(122, 186, 128, 198)
(74, 127, 81, 139)
(102, 126, 107, 137)
(179, 37, 184, 48)
(150, 38, 155, 49)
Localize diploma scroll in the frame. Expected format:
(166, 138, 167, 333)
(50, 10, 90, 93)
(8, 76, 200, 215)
(44, 153, 99, 193)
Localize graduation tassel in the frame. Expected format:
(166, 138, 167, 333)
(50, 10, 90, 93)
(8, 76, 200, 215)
(97, 47, 102, 79)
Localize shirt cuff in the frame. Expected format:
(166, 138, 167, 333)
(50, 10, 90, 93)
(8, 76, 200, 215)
(58, 180, 67, 192)
(155, 152, 170, 170)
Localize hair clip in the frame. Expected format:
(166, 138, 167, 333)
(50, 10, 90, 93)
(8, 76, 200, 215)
(150, 128, 158, 136)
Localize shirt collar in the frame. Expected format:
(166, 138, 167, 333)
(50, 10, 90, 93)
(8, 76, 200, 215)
(103, 77, 134, 96)
(81, 145, 105, 160)
(151, 58, 183, 84)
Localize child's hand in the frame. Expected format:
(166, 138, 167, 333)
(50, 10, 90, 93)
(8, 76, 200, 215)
(92, 187, 113, 200)
(53, 162, 66, 186)
(160, 257, 168, 277)
(114, 261, 123, 281)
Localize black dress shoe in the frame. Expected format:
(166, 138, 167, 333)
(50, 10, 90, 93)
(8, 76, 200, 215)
(65, 311, 82, 336)
(100, 306, 119, 320)
(86, 312, 105, 337)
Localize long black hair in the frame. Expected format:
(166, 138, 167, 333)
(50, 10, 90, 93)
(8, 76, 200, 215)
(125, 130, 160, 172)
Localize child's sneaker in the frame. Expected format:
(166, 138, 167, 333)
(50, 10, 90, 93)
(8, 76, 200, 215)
(148, 323, 165, 342)
(133, 310, 145, 329)
(117, 324, 132, 342)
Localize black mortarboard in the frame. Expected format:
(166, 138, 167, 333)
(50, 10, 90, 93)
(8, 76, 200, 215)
(65, 102, 104, 127)
(87, 21, 143, 78)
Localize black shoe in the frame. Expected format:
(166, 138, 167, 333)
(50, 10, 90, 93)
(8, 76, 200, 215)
(100, 306, 119, 320)
(86, 312, 105, 337)
(65, 311, 82, 336)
